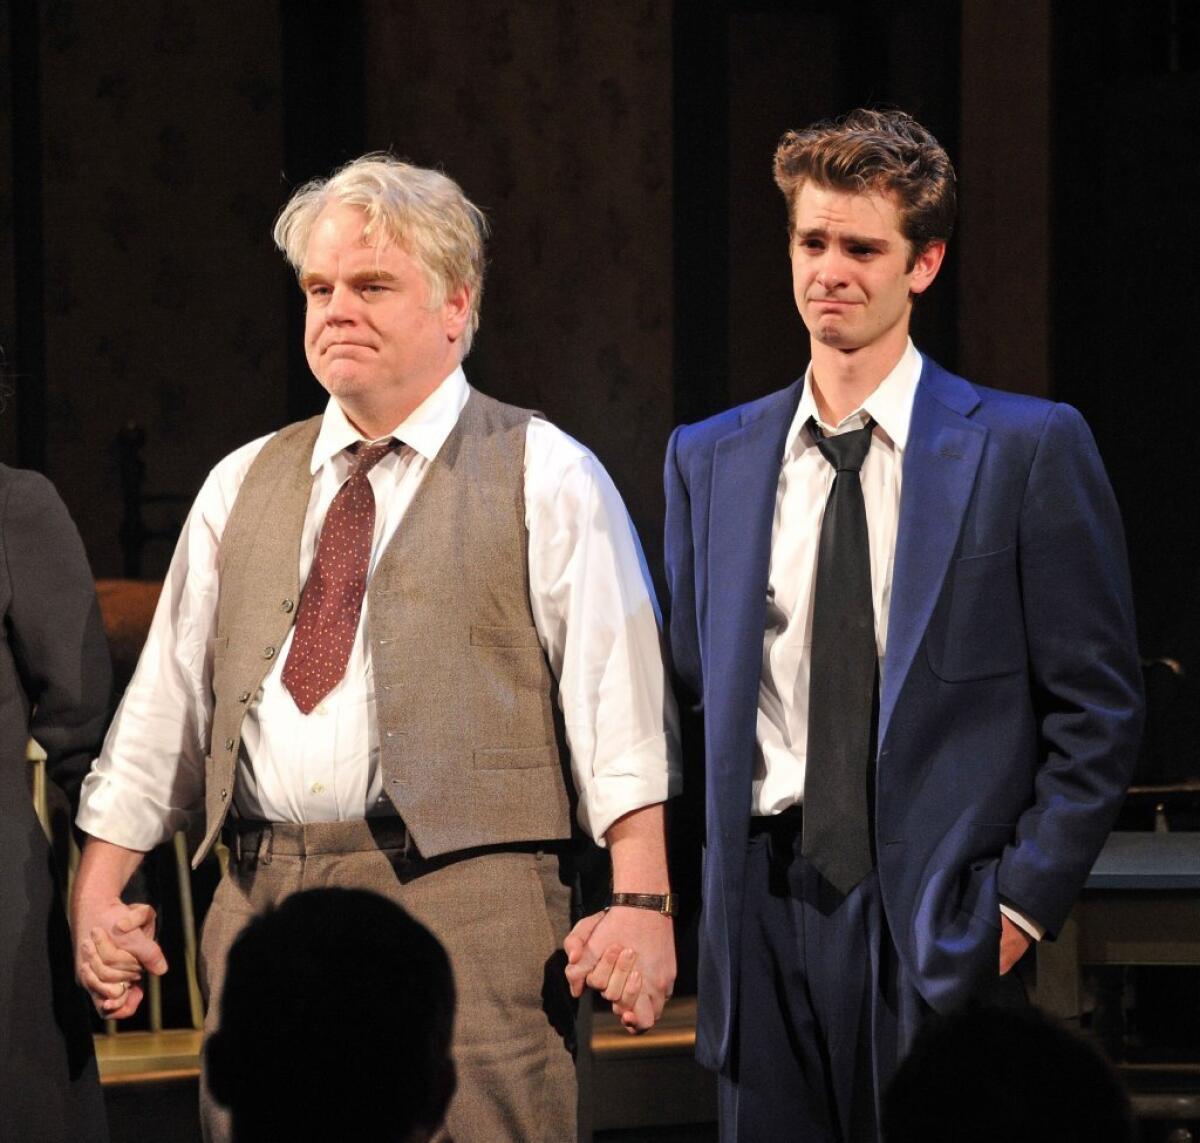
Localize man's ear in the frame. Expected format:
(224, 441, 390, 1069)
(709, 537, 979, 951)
(909, 240, 946, 297)
(443, 284, 472, 342)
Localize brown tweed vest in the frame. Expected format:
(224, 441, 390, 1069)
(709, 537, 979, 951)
(194, 389, 572, 867)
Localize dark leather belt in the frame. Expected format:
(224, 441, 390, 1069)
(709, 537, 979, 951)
(225, 816, 412, 863)
(224, 816, 559, 878)
(749, 804, 804, 835)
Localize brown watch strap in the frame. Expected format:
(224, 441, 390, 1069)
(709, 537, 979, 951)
(607, 891, 678, 917)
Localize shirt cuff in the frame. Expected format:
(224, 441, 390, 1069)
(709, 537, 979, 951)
(999, 902, 1045, 941)
(578, 733, 681, 846)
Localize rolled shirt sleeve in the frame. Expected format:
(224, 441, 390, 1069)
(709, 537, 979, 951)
(76, 436, 272, 852)
(523, 417, 682, 844)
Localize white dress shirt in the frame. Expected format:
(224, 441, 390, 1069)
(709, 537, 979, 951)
(754, 340, 918, 816)
(79, 367, 681, 851)
(754, 340, 1041, 941)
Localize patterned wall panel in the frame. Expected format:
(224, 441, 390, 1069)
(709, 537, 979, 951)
(0, 7, 22, 468)
(0, 10, 19, 468)
(37, 1, 286, 577)
(362, 0, 674, 571)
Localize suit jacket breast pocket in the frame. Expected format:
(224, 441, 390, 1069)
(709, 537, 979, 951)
(925, 546, 1025, 682)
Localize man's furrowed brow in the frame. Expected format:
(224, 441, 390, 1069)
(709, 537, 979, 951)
(795, 225, 892, 250)
(843, 232, 891, 250)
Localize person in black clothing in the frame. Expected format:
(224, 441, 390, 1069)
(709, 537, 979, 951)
(0, 465, 111, 1143)
(882, 1004, 1136, 1143)
(206, 887, 457, 1143)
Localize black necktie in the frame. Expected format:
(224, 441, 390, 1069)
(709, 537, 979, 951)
(802, 417, 878, 895)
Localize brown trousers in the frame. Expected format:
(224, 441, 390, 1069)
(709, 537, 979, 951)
(198, 820, 577, 1143)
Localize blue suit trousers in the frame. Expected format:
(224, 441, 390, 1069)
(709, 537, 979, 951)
(718, 816, 1029, 1142)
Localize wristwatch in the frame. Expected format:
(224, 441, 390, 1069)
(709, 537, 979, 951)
(607, 891, 678, 917)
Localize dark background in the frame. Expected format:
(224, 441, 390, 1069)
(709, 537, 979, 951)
(2, 0, 1198, 667)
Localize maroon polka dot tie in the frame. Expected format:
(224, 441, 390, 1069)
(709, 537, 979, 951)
(282, 439, 397, 714)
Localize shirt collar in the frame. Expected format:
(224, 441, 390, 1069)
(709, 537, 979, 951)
(785, 338, 922, 457)
(310, 365, 470, 474)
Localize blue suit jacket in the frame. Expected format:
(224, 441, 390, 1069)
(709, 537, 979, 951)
(664, 356, 1144, 1071)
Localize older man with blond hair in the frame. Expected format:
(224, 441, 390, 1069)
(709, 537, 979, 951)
(71, 154, 680, 1143)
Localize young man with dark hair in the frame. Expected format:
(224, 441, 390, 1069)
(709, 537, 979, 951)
(664, 108, 1142, 1141)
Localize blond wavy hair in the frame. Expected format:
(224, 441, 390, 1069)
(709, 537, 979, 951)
(273, 154, 489, 354)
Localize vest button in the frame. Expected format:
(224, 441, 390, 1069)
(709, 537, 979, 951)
(281, 599, 294, 613)
(225, 737, 235, 751)
(264, 645, 276, 659)
(238, 692, 251, 703)
(220, 789, 228, 801)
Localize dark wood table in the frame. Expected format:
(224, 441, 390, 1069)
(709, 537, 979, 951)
(1038, 831, 1200, 1019)
(1036, 832, 1200, 1125)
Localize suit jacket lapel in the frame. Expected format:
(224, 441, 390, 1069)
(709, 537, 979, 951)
(880, 362, 986, 744)
(707, 383, 801, 779)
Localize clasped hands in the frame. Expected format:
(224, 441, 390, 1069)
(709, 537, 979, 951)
(73, 897, 168, 1019)
(75, 895, 678, 1032)
(563, 905, 676, 1034)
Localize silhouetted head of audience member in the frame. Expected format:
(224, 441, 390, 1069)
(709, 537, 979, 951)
(206, 887, 456, 1143)
(882, 1003, 1136, 1143)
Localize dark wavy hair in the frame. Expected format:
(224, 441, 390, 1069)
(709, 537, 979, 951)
(773, 108, 956, 269)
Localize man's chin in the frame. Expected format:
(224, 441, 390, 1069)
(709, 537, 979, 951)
(811, 323, 858, 350)
(317, 370, 371, 397)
